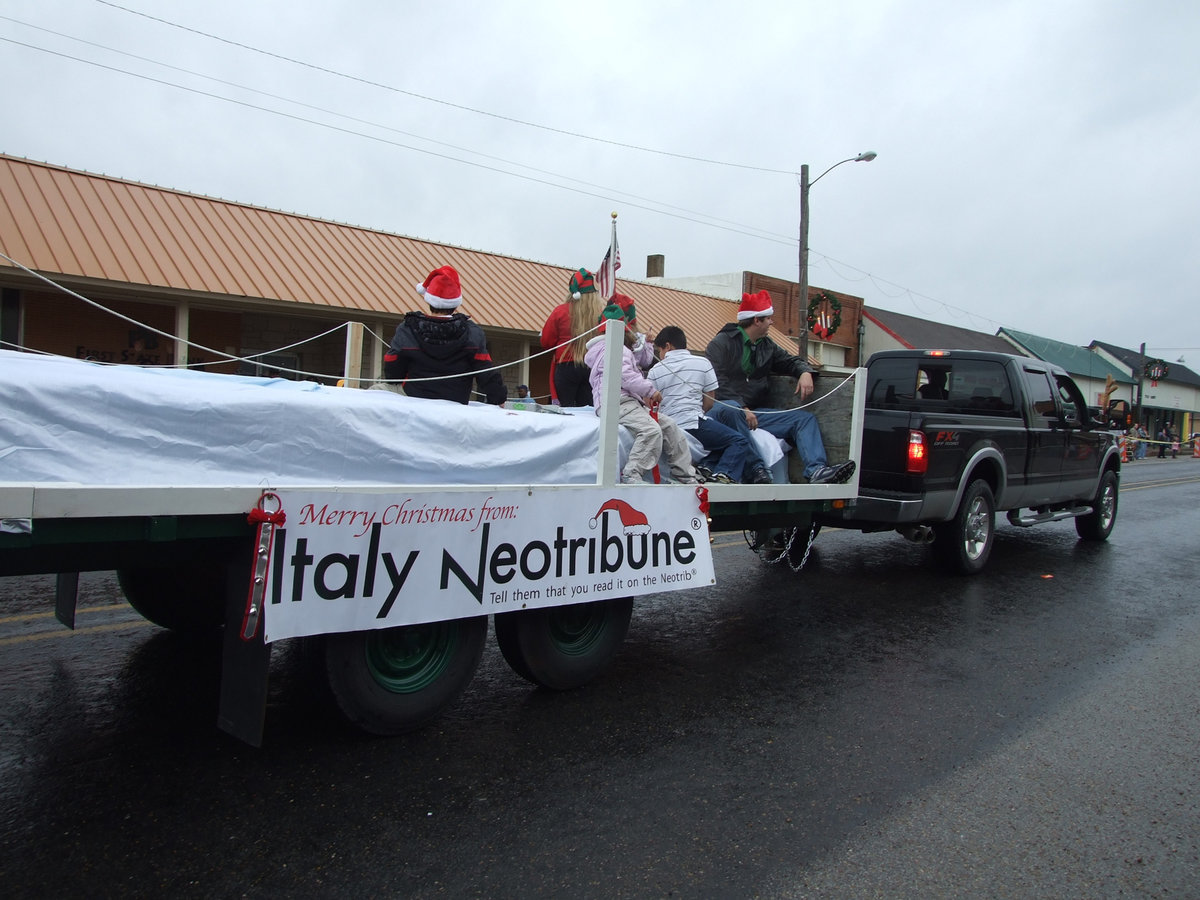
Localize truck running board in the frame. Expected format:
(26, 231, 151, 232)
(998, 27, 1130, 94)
(1006, 506, 1092, 527)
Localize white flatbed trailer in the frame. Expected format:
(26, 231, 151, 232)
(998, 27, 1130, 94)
(0, 328, 865, 744)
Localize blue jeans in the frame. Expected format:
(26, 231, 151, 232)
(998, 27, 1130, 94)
(710, 400, 829, 480)
(689, 415, 752, 481)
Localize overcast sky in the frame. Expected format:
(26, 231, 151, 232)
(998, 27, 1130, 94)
(2, 0, 1197, 363)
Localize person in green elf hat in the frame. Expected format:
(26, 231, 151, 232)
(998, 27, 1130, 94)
(539, 268, 605, 405)
(583, 301, 700, 485)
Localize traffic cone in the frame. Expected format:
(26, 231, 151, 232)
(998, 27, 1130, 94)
(1193, 436, 1200, 459)
(1119, 436, 1129, 463)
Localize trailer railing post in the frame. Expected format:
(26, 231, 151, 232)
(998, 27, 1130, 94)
(595, 319, 625, 485)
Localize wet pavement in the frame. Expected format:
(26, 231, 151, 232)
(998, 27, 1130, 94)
(2, 457, 1199, 898)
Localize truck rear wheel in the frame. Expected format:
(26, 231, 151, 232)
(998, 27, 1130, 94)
(1076, 468, 1119, 541)
(323, 616, 487, 735)
(118, 564, 225, 634)
(494, 597, 633, 690)
(933, 479, 995, 575)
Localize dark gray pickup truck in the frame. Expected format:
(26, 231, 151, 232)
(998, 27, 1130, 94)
(817, 349, 1122, 574)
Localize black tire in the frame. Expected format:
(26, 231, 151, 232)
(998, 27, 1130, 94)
(1076, 468, 1119, 541)
(494, 597, 633, 690)
(118, 564, 225, 634)
(933, 479, 995, 575)
(323, 616, 487, 735)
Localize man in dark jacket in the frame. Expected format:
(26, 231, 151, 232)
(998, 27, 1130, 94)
(704, 290, 854, 485)
(383, 265, 507, 405)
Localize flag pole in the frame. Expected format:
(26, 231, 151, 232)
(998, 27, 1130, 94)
(601, 211, 619, 301)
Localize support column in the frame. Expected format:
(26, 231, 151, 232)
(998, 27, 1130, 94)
(343, 321, 364, 388)
(174, 300, 190, 368)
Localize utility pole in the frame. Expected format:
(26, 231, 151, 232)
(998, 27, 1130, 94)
(797, 164, 810, 362)
(1135, 341, 1145, 425)
(796, 152, 876, 364)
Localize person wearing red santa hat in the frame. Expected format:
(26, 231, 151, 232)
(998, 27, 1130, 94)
(383, 265, 507, 405)
(704, 290, 855, 485)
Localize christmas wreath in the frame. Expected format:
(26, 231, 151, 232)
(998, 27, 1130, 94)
(807, 291, 842, 340)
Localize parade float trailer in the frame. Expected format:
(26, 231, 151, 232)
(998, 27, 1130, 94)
(0, 326, 865, 745)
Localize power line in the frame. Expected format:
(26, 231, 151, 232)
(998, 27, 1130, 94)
(94, 0, 798, 176)
(0, 35, 796, 248)
(0, 17, 794, 244)
(6, 11, 1025, 342)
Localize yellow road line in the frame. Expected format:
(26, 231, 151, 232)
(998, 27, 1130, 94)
(1121, 476, 1200, 492)
(0, 602, 130, 626)
(0, 618, 154, 646)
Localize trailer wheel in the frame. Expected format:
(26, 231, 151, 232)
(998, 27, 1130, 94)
(1076, 468, 1119, 541)
(933, 479, 995, 575)
(323, 616, 487, 735)
(494, 597, 633, 690)
(118, 564, 225, 633)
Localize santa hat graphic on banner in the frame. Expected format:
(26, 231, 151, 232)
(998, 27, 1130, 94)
(589, 498, 651, 535)
(737, 290, 774, 321)
(416, 265, 463, 310)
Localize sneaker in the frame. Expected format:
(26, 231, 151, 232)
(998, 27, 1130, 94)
(620, 471, 646, 485)
(708, 471, 735, 484)
(671, 474, 702, 485)
(695, 464, 715, 482)
(746, 464, 773, 485)
(807, 460, 856, 485)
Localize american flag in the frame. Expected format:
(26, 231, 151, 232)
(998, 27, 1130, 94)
(598, 217, 621, 300)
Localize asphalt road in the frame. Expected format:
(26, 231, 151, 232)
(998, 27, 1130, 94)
(2, 456, 1198, 898)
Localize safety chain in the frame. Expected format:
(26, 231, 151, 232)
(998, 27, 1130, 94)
(744, 523, 819, 572)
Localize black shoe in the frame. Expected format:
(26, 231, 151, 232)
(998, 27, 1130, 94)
(807, 461, 856, 485)
(709, 471, 735, 484)
(695, 465, 715, 482)
(746, 464, 773, 485)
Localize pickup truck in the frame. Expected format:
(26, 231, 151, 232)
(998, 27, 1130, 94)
(816, 349, 1121, 574)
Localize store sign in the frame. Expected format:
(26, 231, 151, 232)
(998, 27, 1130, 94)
(263, 486, 714, 642)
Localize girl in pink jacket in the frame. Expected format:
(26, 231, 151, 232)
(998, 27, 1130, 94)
(583, 302, 699, 485)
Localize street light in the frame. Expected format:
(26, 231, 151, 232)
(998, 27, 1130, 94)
(798, 151, 877, 362)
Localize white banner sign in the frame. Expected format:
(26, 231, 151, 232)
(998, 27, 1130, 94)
(262, 485, 714, 642)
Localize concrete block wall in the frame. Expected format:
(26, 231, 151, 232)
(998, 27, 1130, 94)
(764, 370, 857, 482)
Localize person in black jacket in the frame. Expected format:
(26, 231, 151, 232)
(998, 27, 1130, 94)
(383, 265, 507, 405)
(704, 290, 854, 485)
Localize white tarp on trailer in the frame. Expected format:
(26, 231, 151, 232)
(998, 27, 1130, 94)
(0, 350, 600, 487)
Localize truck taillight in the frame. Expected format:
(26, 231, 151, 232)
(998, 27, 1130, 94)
(906, 430, 928, 474)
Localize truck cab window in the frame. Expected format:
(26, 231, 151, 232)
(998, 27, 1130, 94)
(1055, 374, 1089, 426)
(917, 367, 949, 400)
(1022, 369, 1057, 422)
(867, 358, 916, 405)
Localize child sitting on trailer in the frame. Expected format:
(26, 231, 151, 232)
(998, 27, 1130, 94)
(583, 301, 700, 486)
